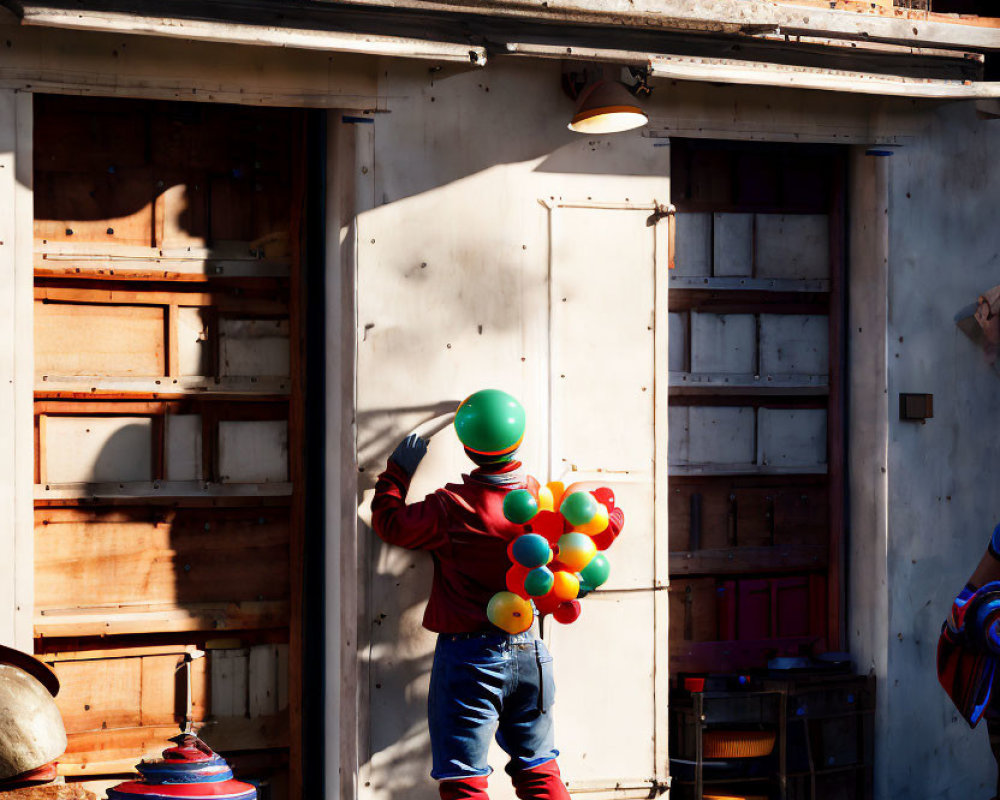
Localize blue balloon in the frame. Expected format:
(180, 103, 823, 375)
(511, 533, 551, 569)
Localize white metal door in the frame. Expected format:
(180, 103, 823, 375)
(545, 199, 670, 798)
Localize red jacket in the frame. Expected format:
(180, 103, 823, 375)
(372, 460, 623, 633)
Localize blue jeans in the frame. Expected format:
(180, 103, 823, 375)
(428, 631, 558, 780)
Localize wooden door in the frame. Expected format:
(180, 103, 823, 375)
(666, 140, 846, 673)
(32, 95, 307, 799)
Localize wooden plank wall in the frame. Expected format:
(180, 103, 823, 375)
(667, 140, 846, 674)
(32, 95, 306, 800)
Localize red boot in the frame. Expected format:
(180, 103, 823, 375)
(511, 760, 570, 800)
(439, 776, 489, 800)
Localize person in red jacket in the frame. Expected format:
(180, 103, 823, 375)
(371, 392, 623, 800)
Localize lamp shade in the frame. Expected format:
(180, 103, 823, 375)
(568, 79, 648, 134)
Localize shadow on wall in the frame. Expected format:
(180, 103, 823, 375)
(35, 422, 293, 789)
(355, 402, 470, 800)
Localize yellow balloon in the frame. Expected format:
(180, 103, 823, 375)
(547, 481, 566, 508)
(487, 591, 535, 634)
(577, 503, 610, 536)
(537, 486, 555, 512)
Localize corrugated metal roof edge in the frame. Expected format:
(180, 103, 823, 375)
(6, 0, 1000, 98)
(6, 0, 1000, 52)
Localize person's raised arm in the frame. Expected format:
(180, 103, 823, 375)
(371, 434, 449, 551)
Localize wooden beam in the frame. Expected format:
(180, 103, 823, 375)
(34, 257, 291, 281)
(34, 600, 290, 638)
(15, 5, 488, 65)
(35, 376, 292, 398)
(647, 52, 1000, 97)
(286, 110, 307, 800)
(669, 543, 828, 574)
(670, 635, 823, 673)
(317, 0, 1000, 49)
(37, 413, 47, 485)
(34, 397, 288, 415)
(34, 285, 287, 314)
(166, 304, 180, 379)
(827, 149, 847, 652)
(34, 481, 294, 500)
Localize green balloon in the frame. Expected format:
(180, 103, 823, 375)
(524, 566, 555, 597)
(454, 390, 526, 455)
(579, 553, 610, 588)
(560, 492, 598, 526)
(504, 489, 539, 524)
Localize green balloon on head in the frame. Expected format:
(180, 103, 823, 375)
(454, 389, 526, 456)
(579, 552, 611, 588)
(504, 489, 539, 525)
(560, 491, 598, 527)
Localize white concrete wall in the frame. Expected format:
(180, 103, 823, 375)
(0, 89, 32, 652)
(872, 102, 1000, 799)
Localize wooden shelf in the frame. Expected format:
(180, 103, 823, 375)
(36, 375, 291, 396)
(670, 372, 828, 396)
(35, 257, 290, 281)
(669, 464, 828, 477)
(670, 544, 828, 575)
(35, 481, 294, 500)
(670, 637, 824, 674)
(34, 599, 290, 637)
(669, 276, 830, 293)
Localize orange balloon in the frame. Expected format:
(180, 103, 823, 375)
(550, 570, 580, 602)
(577, 504, 610, 536)
(547, 481, 566, 508)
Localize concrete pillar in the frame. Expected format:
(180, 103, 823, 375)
(0, 89, 33, 652)
(847, 146, 890, 800)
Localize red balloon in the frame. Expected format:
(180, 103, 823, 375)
(507, 539, 518, 561)
(553, 600, 582, 624)
(533, 592, 562, 616)
(530, 510, 565, 545)
(506, 565, 531, 599)
(591, 487, 615, 510)
(590, 526, 615, 551)
(526, 475, 541, 499)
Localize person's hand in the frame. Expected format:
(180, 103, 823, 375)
(390, 433, 428, 476)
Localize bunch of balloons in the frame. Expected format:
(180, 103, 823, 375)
(487, 478, 621, 634)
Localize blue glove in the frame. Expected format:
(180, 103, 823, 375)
(390, 433, 428, 476)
